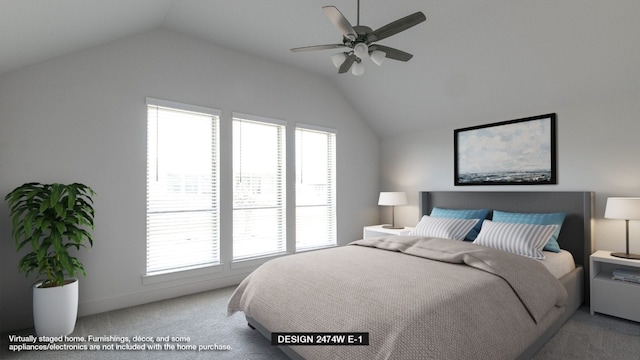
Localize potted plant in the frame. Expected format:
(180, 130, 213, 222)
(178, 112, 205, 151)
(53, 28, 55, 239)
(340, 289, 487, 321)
(5, 182, 95, 336)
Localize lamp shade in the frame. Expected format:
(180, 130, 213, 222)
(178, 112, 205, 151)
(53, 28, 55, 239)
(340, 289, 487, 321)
(370, 50, 386, 66)
(378, 192, 407, 206)
(351, 61, 364, 76)
(604, 197, 640, 220)
(353, 43, 369, 59)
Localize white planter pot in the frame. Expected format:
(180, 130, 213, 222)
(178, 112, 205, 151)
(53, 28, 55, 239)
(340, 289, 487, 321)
(33, 278, 79, 337)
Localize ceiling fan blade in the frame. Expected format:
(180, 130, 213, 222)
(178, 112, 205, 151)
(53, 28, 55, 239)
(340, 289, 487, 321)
(367, 12, 426, 42)
(338, 54, 357, 73)
(371, 45, 413, 62)
(322, 6, 357, 41)
(291, 44, 347, 52)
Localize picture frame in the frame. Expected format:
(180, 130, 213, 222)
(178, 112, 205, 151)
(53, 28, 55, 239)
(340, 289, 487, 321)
(454, 113, 557, 185)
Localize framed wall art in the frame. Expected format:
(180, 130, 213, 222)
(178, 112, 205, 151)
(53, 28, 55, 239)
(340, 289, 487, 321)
(454, 113, 557, 185)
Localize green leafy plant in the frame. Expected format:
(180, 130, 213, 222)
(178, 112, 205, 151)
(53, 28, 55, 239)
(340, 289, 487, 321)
(5, 183, 95, 288)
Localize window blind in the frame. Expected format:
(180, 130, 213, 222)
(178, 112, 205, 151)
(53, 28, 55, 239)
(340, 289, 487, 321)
(232, 115, 286, 260)
(146, 100, 220, 275)
(295, 126, 336, 249)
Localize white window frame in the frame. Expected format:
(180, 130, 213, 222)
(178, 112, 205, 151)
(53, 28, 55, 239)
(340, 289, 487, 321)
(295, 124, 337, 251)
(144, 97, 221, 282)
(232, 113, 287, 261)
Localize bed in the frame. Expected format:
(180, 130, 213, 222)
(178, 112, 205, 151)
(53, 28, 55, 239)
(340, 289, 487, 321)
(228, 191, 593, 359)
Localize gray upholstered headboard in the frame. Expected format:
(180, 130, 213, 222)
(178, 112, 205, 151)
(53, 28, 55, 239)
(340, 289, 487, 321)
(419, 191, 594, 296)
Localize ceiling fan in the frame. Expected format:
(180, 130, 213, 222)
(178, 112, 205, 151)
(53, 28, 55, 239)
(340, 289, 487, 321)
(291, 0, 426, 75)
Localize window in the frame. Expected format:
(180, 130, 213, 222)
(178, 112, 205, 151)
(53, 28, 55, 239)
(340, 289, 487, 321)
(146, 99, 220, 275)
(233, 114, 286, 260)
(295, 126, 337, 249)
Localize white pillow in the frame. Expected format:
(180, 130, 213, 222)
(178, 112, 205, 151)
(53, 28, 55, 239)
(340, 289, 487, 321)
(408, 215, 479, 241)
(473, 220, 558, 259)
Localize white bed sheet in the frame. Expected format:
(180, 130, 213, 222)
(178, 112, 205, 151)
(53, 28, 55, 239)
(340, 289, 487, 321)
(538, 249, 575, 278)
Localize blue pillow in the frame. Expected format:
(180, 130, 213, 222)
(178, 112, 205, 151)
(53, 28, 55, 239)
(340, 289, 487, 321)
(429, 207, 490, 241)
(491, 210, 566, 253)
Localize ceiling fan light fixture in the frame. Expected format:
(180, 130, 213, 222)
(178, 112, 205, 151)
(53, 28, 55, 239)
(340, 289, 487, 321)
(292, 2, 426, 75)
(351, 61, 364, 76)
(331, 52, 347, 68)
(353, 42, 369, 59)
(370, 50, 386, 66)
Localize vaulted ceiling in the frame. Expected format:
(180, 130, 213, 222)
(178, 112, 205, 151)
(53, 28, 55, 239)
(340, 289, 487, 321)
(2, 0, 639, 137)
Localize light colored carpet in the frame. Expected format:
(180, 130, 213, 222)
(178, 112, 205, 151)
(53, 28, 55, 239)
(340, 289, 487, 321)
(1, 286, 285, 360)
(2, 286, 639, 359)
(532, 307, 640, 360)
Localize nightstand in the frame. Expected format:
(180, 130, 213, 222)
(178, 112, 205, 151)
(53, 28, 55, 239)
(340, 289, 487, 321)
(363, 225, 414, 239)
(590, 250, 640, 322)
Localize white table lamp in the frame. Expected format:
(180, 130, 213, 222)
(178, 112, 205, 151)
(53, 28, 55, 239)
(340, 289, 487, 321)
(604, 197, 640, 260)
(378, 192, 407, 229)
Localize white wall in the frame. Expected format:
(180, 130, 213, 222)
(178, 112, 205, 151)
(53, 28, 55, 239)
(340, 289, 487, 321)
(380, 90, 640, 254)
(0, 29, 380, 332)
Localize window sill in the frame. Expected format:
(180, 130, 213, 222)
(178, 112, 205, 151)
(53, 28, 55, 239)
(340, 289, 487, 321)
(229, 245, 337, 271)
(296, 243, 338, 253)
(142, 263, 224, 285)
(230, 252, 289, 270)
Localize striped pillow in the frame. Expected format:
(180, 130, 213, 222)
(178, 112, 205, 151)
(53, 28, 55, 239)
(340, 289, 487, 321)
(491, 211, 566, 253)
(430, 207, 490, 241)
(409, 216, 479, 241)
(473, 220, 558, 259)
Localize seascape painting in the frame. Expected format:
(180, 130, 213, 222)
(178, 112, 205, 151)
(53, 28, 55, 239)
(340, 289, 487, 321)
(454, 114, 556, 185)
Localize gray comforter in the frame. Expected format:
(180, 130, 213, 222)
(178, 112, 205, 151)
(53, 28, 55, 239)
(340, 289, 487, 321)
(228, 236, 568, 360)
